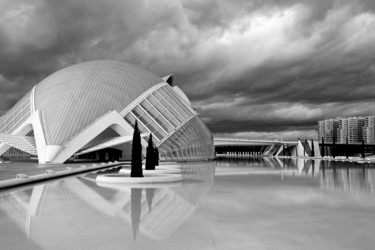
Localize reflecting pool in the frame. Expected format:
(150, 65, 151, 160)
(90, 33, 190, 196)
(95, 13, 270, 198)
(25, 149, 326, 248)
(1, 158, 375, 249)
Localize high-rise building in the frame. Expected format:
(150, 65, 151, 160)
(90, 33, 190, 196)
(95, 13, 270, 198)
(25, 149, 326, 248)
(363, 116, 375, 143)
(337, 117, 364, 143)
(318, 116, 372, 144)
(337, 117, 348, 143)
(318, 119, 338, 143)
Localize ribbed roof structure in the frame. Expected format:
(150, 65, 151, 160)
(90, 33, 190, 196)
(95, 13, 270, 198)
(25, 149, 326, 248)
(34, 61, 162, 145)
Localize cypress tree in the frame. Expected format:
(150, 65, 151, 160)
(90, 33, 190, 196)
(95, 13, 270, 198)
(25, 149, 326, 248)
(146, 134, 155, 170)
(154, 146, 159, 167)
(131, 121, 143, 177)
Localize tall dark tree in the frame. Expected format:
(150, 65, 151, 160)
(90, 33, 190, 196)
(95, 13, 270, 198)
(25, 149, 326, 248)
(321, 137, 325, 157)
(146, 134, 155, 170)
(311, 139, 315, 157)
(131, 121, 143, 177)
(154, 146, 159, 167)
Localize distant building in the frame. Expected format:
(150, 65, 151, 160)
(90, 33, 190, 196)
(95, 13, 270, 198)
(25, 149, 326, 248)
(337, 117, 364, 143)
(318, 116, 373, 144)
(363, 116, 375, 143)
(318, 119, 338, 143)
(337, 118, 348, 143)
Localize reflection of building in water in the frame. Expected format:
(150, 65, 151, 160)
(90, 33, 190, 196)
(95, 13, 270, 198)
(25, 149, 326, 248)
(215, 157, 321, 176)
(0, 162, 214, 248)
(320, 163, 375, 193)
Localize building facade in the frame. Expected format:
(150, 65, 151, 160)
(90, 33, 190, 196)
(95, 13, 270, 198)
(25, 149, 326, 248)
(363, 116, 375, 143)
(0, 61, 215, 163)
(318, 119, 338, 143)
(318, 116, 373, 144)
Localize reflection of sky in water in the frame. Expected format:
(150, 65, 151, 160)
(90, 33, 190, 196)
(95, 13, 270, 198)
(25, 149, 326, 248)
(2, 159, 375, 249)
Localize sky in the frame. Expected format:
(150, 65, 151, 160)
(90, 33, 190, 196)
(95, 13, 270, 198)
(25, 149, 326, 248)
(1, 0, 375, 141)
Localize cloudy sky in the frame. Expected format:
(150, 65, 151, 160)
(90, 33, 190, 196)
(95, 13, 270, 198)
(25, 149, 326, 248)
(1, 0, 375, 140)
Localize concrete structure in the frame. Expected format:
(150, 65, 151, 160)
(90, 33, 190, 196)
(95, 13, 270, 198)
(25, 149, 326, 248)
(0, 61, 215, 163)
(214, 138, 321, 157)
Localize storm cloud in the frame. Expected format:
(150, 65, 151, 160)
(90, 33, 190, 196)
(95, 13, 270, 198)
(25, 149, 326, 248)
(1, 0, 375, 140)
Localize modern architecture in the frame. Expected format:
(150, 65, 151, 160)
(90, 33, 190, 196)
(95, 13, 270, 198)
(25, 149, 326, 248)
(0, 61, 215, 163)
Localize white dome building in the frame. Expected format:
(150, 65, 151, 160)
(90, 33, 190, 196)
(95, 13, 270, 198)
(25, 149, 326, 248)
(0, 61, 214, 163)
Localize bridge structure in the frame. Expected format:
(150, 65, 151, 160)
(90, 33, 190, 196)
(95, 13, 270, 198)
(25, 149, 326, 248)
(214, 137, 321, 158)
(320, 142, 375, 158)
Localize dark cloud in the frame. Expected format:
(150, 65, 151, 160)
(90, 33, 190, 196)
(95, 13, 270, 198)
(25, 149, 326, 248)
(0, 0, 375, 140)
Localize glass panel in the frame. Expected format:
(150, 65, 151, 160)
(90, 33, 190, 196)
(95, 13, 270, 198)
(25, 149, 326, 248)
(141, 106, 165, 133)
(140, 102, 169, 134)
(163, 86, 194, 117)
(153, 91, 185, 123)
(14, 112, 23, 125)
(153, 130, 164, 141)
(133, 112, 149, 129)
(148, 94, 180, 127)
(158, 88, 189, 120)
(124, 113, 136, 126)
(130, 111, 150, 134)
(141, 101, 174, 133)
(157, 116, 214, 161)
(133, 106, 145, 116)
(157, 127, 169, 138)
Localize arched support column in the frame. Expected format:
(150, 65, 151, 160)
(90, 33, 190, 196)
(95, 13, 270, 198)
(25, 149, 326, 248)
(50, 110, 143, 163)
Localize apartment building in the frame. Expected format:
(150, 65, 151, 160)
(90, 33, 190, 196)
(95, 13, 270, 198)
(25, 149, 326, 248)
(363, 116, 375, 143)
(318, 116, 372, 144)
(318, 119, 338, 143)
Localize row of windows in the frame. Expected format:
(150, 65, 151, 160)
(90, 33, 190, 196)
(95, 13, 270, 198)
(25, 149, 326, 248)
(0, 91, 32, 134)
(124, 85, 196, 144)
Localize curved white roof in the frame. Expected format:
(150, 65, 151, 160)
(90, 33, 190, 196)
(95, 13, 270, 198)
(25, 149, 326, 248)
(34, 61, 162, 145)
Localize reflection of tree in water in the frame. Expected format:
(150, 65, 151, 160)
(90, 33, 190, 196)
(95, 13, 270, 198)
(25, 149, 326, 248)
(146, 188, 155, 212)
(131, 188, 142, 241)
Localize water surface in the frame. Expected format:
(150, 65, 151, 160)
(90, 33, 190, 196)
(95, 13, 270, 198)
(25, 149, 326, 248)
(1, 158, 375, 249)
